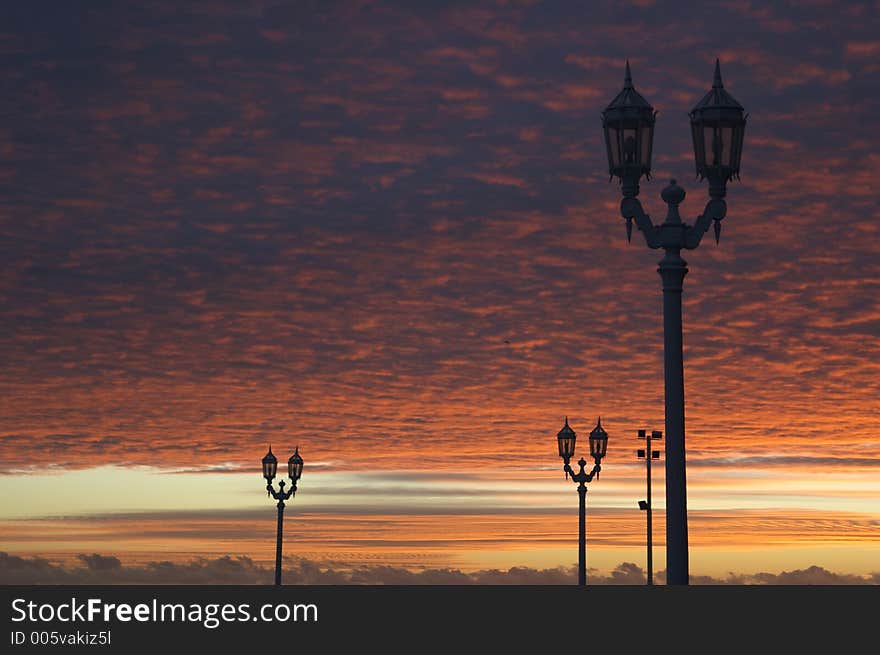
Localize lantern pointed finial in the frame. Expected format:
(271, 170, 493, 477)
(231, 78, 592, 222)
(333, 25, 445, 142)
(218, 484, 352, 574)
(564, 416, 569, 427)
(624, 60, 632, 88)
(713, 58, 723, 88)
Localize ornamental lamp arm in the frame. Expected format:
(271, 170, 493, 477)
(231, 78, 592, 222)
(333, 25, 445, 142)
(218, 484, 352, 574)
(580, 462, 600, 483)
(685, 197, 727, 249)
(620, 197, 661, 249)
(568, 459, 602, 484)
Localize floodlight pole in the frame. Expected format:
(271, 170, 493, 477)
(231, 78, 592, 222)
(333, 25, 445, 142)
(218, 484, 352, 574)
(638, 429, 662, 585)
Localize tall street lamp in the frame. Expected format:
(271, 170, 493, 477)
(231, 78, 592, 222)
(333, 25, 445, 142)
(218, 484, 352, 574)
(556, 417, 609, 586)
(636, 429, 662, 586)
(262, 445, 304, 586)
(601, 60, 747, 585)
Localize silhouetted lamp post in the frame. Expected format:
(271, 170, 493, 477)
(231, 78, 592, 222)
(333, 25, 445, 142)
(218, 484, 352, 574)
(262, 445, 304, 586)
(636, 429, 662, 585)
(601, 60, 747, 585)
(556, 417, 609, 586)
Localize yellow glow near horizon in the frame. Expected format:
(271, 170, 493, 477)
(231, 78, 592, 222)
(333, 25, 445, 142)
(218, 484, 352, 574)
(3, 464, 880, 518)
(1, 465, 878, 578)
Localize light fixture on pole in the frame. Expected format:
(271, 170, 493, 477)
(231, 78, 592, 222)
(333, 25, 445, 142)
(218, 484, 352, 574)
(262, 445, 304, 586)
(556, 417, 609, 586)
(636, 429, 662, 586)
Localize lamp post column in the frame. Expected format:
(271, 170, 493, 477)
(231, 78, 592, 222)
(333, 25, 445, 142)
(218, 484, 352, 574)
(275, 498, 285, 587)
(645, 446, 652, 586)
(645, 435, 653, 586)
(578, 483, 587, 586)
(659, 248, 688, 586)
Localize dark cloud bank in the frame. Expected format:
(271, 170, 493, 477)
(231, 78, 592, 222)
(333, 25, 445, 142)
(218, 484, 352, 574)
(2, 552, 877, 585)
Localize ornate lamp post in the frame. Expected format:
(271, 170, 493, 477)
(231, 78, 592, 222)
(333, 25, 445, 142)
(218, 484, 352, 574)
(262, 445, 304, 586)
(601, 60, 747, 585)
(556, 417, 609, 586)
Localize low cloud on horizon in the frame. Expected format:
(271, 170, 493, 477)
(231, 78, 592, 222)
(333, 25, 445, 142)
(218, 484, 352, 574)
(1, 552, 877, 586)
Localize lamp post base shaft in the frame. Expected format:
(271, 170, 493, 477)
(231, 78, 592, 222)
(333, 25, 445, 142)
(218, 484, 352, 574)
(275, 501, 285, 586)
(646, 441, 653, 587)
(578, 485, 586, 586)
(659, 249, 689, 586)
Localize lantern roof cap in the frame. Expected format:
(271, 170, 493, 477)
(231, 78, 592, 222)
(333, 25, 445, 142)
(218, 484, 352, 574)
(691, 59, 744, 113)
(590, 417, 608, 438)
(289, 446, 303, 462)
(604, 60, 654, 113)
(262, 446, 277, 463)
(557, 416, 576, 438)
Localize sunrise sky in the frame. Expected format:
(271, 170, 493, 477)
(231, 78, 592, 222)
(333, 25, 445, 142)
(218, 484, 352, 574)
(1, 0, 879, 584)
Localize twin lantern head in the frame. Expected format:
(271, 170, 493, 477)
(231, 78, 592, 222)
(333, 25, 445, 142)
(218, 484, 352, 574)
(557, 417, 609, 465)
(262, 445, 303, 483)
(601, 59, 747, 186)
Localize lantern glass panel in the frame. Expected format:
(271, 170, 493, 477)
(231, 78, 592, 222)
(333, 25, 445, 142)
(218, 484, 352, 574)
(263, 458, 277, 481)
(691, 123, 702, 169)
(721, 126, 733, 166)
(640, 124, 652, 167)
(607, 126, 619, 166)
(590, 434, 608, 459)
(622, 128, 638, 165)
(704, 126, 716, 165)
(558, 435, 576, 459)
(289, 454, 303, 481)
(733, 124, 744, 168)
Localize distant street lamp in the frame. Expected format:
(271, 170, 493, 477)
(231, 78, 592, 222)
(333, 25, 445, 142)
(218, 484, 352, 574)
(556, 417, 609, 586)
(636, 429, 662, 585)
(601, 60, 747, 585)
(262, 445, 304, 586)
